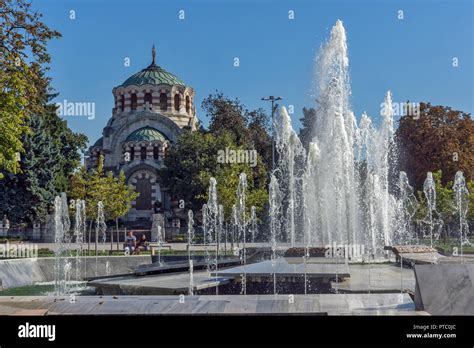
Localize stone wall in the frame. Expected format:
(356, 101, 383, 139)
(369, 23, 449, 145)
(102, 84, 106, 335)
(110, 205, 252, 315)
(0, 255, 152, 289)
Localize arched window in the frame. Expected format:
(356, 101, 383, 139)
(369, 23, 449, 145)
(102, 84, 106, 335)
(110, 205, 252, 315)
(144, 93, 152, 107)
(131, 93, 137, 111)
(140, 146, 147, 160)
(153, 146, 159, 160)
(186, 96, 191, 114)
(160, 93, 167, 111)
(174, 94, 180, 111)
(121, 95, 125, 112)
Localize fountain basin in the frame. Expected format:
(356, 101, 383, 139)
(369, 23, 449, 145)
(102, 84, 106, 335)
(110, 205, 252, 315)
(0, 294, 421, 315)
(0, 256, 151, 289)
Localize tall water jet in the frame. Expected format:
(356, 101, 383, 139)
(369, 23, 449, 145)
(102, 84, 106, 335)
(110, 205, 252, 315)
(395, 171, 419, 244)
(250, 206, 257, 243)
(302, 143, 320, 292)
(95, 201, 107, 275)
(231, 204, 237, 250)
(203, 177, 219, 294)
(218, 204, 224, 254)
(73, 199, 86, 283)
(301, 20, 400, 254)
(422, 172, 442, 248)
(54, 194, 71, 295)
(151, 214, 164, 264)
(269, 174, 282, 294)
(353, 95, 396, 253)
(370, 91, 396, 248)
(187, 210, 195, 295)
(453, 171, 470, 262)
(273, 106, 306, 246)
(96, 201, 107, 244)
(308, 20, 360, 247)
(61, 192, 71, 243)
(303, 142, 320, 246)
(236, 172, 247, 295)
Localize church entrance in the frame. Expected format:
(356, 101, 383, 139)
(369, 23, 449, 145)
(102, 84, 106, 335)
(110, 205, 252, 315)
(128, 169, 161, 216)
(135, 178, 152, 210)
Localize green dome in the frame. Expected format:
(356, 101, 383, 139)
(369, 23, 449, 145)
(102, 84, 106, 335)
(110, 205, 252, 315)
(126, 127, 168, 142)
(93, 137, 103, 147)
(120, 63, 185, 87)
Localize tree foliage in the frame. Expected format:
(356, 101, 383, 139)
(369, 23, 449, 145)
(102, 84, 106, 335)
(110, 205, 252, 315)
(413, 170, 474, 237)
(162, 93, 272, 221)
(0, 0, 61, 178)
(203, 92, 272, 170)
(396, 103, 474, 190)
(0, 77, 87, 224)
(68, 155, 138, 222)
(298, 107, 317, 151)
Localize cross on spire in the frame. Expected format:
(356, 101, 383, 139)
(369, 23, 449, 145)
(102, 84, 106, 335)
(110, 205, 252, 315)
(152, 44, 156, 65)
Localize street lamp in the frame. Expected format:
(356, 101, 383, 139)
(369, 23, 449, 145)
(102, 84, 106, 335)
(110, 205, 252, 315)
(261, 96, 282, 170)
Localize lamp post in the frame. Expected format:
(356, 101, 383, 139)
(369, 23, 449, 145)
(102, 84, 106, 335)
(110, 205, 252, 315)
(261, 96, 282, 170)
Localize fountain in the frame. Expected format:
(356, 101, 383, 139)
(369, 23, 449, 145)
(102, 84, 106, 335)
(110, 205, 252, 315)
(422, 172, 442, 248)
(95, 201, 107, 275)
(395, 171, 419, 244)
(54, 193, 71, 295)
(73, 199, 86, 287)
(250, 206, 257, 243)
(28, 19, 471, 317)
(218, 204, 224, 253)
(202, 177, 219, 294)
(265, 20, 402, 257)
(151, 214, 164, 264)
(273, 107, 306, 247)
(231, 204, 237, 250)
(453, 171, 471, 262)
(96, 201, 107, 245)
(187, 210, 195, 295)
(269, 174, 282, 294)
(236, 172, 247, 295)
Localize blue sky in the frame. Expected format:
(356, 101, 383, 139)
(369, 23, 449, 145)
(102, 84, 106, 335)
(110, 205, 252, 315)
(34, 0, 473, 146)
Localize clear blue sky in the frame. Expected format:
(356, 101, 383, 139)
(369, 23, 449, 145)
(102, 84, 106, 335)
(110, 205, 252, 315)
(34, 0, 473, 146)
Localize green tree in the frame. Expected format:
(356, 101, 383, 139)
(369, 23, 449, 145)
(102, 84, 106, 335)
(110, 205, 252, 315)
(467, 180, 474, 222)
(432, 171, 455, 236)
(0, 84, 87, 224)
(298, 107, 317, 151)
(161, 129, 268, 221)
(68, 155, 138, 222)
(0, 0, 61, 178)
(203, 92, 272, 172)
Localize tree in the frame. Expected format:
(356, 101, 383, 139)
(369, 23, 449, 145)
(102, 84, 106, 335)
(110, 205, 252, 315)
(0, 83, 87, 224)
(431, 170, 455, 238)
(413, 170, 474, 240)
(467, 180, 474, 222)
(396, 103, 474, 190)
(204, 92, 249, 145)
(68, 155, 138, 223)
(103, 170, 138, 222)
(0, 0, 61, 178)
(298, 107, 317, 151)
(247, 108, 272, 172)
(161, 129, 268, 221)
(203, 92, 272, 172)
